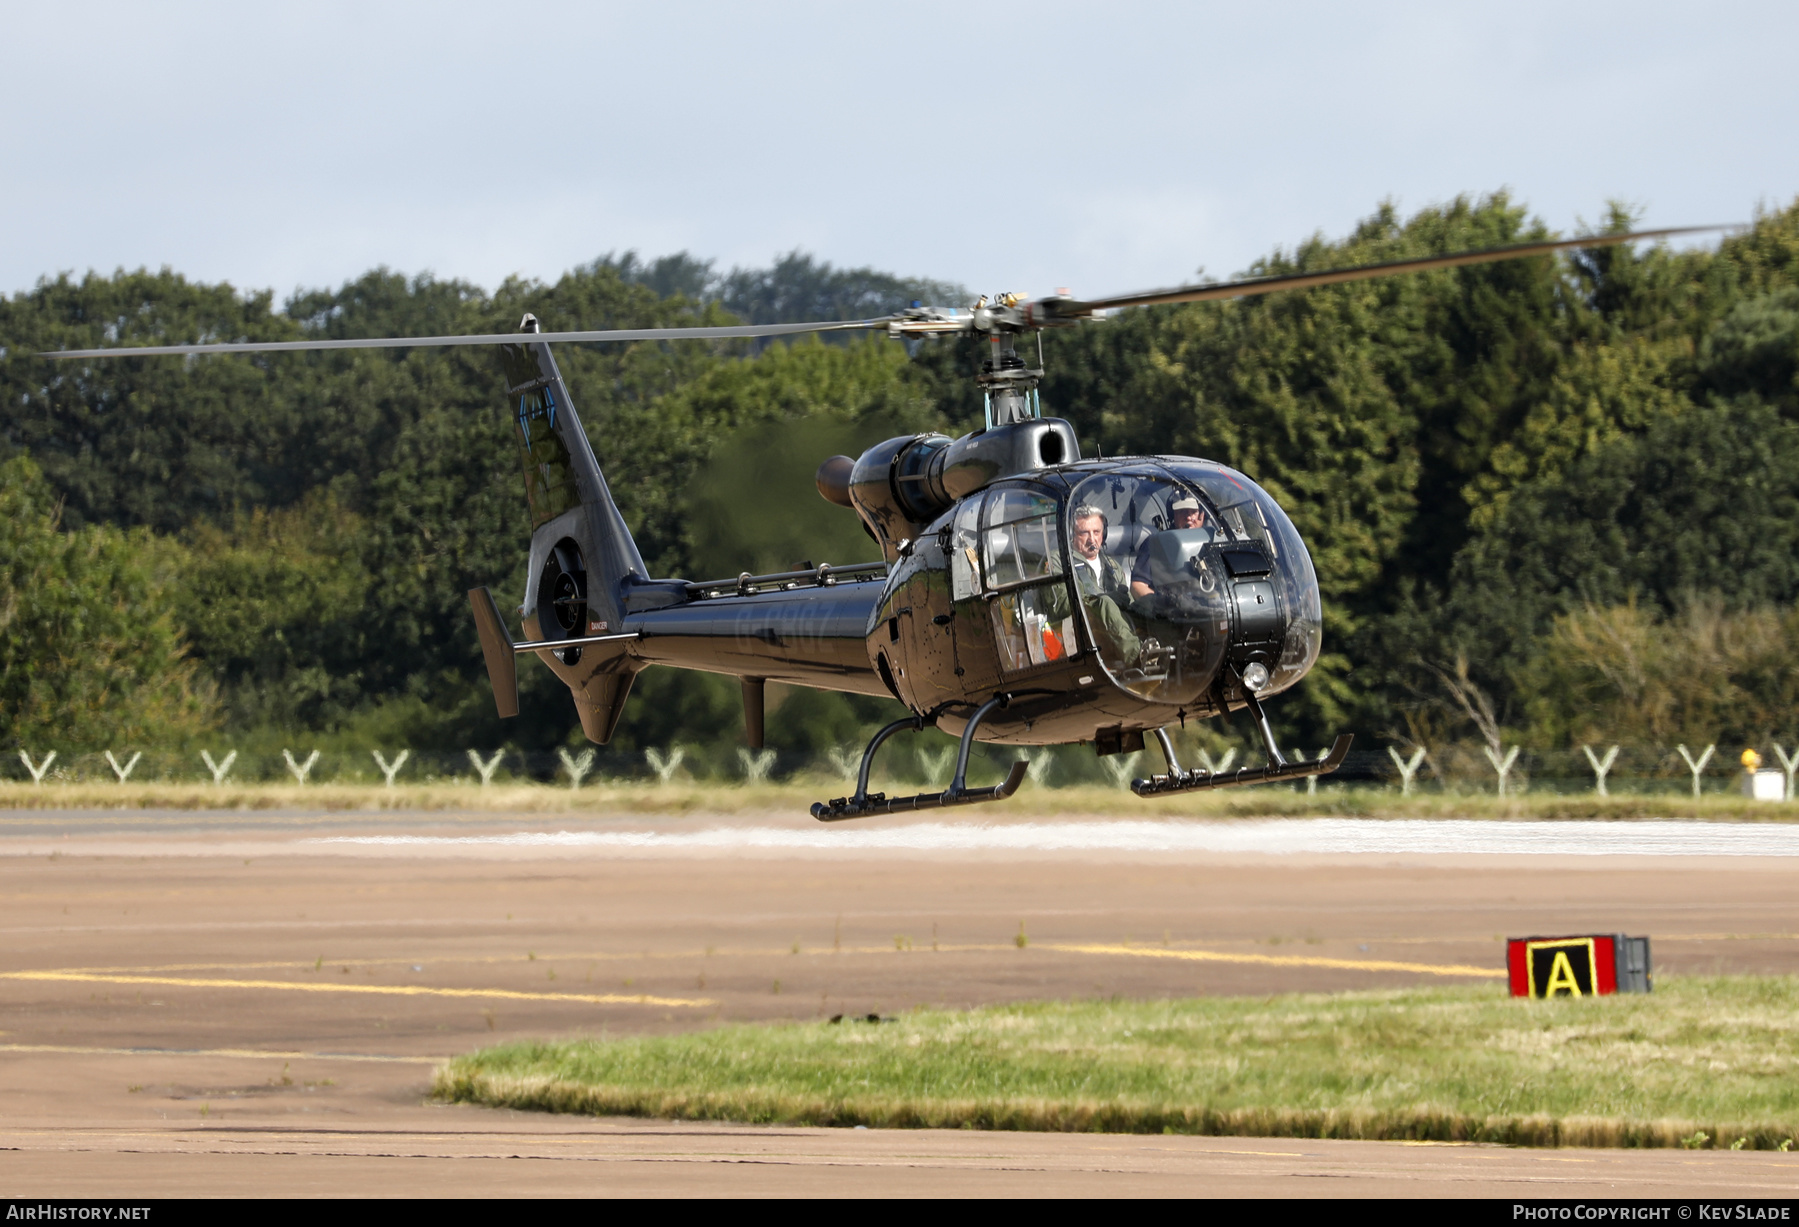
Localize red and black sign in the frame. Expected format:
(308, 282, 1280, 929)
(1506, 934, 1652, 998)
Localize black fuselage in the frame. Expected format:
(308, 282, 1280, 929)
(604, 455, 1323, 747)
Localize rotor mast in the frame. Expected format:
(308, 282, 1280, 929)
(971, 293, 1044, 428)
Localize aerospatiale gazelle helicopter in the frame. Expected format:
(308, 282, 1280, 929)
(52, 225, 1718, 819)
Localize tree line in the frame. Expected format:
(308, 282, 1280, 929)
(2, 198, 1796, 776)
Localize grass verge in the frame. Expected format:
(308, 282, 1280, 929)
(434, 977, 1799, 1148)
(0, 780, 1795, 820)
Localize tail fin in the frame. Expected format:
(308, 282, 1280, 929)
(468, 586, 519, 718)
(494, 316, 644, 743)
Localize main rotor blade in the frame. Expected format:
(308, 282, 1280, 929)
(43, 317, 890, 360)
(37, 224, 1739, 359)
(1069, 225, 1733, 314)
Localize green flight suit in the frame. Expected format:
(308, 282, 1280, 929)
(1071, 555, 1142, 667)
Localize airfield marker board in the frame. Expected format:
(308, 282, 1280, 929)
(1506, 934, 1652, 998)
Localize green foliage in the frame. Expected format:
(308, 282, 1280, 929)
(1487, 394, 1799, 607)
(1517, 597, 1799, 750)
(679, 336, 939, 576)
(1, 269, 304, 531)
(172, 494, 371, 725)
(1698, 287, 1799, 410)
(5, 197, 1799, 763)
(0, 259, 756, 752)
(0, 456, 214, 751)
(601, 248, 967, 325)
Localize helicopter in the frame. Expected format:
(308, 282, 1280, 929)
(50, 225, 1717, 819)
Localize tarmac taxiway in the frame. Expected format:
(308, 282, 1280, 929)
(2, 806, 1796, 1197)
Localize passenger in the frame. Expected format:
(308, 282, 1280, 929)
(1068, 504, 1140, 666)
(1130, 494, 1207, 599)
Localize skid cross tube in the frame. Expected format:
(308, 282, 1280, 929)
(1152, 728, 1184, 775)
(860, 715, 929, 801)
(948, 694, 1006, 795)
(1133, 733, 1355, 796)
(809, 714, 930, 821)
(1240, 690, 1288, 769)
(812, 695, 1028, 821)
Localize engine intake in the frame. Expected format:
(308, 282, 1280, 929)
(830, 419, 1083, 559)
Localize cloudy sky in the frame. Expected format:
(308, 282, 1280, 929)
(4, 1, 1794, 306)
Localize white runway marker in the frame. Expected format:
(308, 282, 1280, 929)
(309, 819, 1799, 858)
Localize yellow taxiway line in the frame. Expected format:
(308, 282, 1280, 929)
(1050, 943, 1505, 979)
(48, 940, 1504, 977)
(2, 943, 1500, 1003)
(0, 969, 713, 1008)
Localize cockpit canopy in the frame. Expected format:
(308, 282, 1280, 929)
(920, 459, 1322, 709)
(1067, 462, 1320, 704)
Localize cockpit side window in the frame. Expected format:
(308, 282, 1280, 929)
(983, 490, 1057, 527)
(980, 489, 1063, 591)
(992, 585, 1077, 674)
(948, 496, 984, 600)
(943, 487, 1075, 674)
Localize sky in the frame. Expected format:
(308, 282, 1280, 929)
(4, 1, 1795, 307)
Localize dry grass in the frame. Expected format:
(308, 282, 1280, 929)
(434, 977, 1799, 1148)
(0, 778, 1794, 821)
(0, 779, 724, 814)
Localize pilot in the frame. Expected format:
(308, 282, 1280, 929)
(1068, 504, 1140, 666)
(1130, 494, 1207, 598)
(1070, 505, 1131, 601)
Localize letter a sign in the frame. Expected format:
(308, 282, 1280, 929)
(1539, 947, 1588, 997)
(1507, 934, 1652, 998)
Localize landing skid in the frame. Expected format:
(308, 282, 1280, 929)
(813, 695, 1028, 822)
(1132, 731, 1353, 796)
(1132, 685, 1353, 796)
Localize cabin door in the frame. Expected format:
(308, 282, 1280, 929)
(945, 495, 1004, 695)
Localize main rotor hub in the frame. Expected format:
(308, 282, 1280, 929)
(885, 291, 1094, 429)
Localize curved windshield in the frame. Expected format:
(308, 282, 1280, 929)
(1164, 461, 1322, 696)
(1066, 468, 1230, 704)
